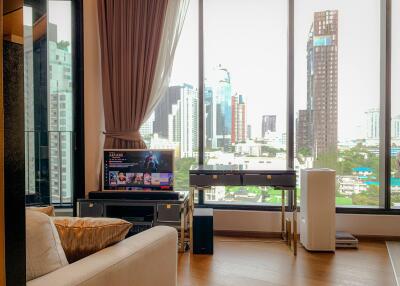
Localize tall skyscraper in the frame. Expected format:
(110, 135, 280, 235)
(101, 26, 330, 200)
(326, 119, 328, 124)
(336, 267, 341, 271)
(167, 84, 199, 158)
(140, 112, 155, 138)
(296, 110, 313, 156)
(48, 23, 73, 203)
(393, 115, 400, 139)
(297, 10, 338, 159)
(24, 24, 36, 195)
(366, 108, 379, 140)
(261, 115, 276, 137)
(153, 86, 181, 138)
(231, 94, 246, 144)
(205, 65, 232, 150)
(247, 124, 252, 140)
(204, 86, 215, 149)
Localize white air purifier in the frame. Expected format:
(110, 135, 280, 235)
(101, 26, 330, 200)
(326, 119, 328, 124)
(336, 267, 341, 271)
(300, 168, 336, 252)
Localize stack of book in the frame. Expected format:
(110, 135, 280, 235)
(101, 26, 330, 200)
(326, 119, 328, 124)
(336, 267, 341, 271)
(336, 231, 359, 249)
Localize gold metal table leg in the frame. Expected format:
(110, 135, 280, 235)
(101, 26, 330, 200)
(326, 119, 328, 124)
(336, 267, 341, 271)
(179, 207, 185, 253)
(281, 190, 285, 241)
(189, 187, 194, 253)
(292, 188, 297, 256)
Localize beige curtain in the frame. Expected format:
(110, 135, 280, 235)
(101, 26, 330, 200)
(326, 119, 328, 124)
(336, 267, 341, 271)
(144, 0, 190, 123)
(97, 0, 169, 148)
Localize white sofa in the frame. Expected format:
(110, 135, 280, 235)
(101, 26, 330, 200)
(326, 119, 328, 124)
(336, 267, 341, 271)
(27, 226, 178, 286)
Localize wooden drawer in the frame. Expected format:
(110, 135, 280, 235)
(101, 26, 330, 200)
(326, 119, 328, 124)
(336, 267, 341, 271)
(190, 174, 242, 187)
(242, 174, 295, 187)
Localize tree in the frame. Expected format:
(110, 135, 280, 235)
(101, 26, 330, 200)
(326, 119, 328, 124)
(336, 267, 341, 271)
(174, 158, 196, 191)
(298, 147, 311, 157)
(57, 40, 70, 51)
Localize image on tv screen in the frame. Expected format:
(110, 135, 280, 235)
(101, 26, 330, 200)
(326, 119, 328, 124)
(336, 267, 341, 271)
(103, 149, 174, 190)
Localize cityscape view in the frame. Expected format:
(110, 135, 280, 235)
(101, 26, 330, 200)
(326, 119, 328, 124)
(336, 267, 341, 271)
(21, 0, 400, 208)
(24, 1, 73, 204)
(143, 2, 400, 207)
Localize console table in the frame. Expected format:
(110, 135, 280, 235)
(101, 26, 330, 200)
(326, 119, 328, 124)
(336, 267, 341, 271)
(77, 191, 194, 252)
(189, 165, 298, 255)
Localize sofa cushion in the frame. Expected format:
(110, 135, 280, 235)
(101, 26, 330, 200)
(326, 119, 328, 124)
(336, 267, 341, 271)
(27, 205, 55, 216)
(26, 209, 69, 281)
(52, 217, 132, 263)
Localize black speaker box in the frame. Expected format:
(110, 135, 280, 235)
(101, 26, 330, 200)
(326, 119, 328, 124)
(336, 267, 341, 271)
(193, 208, 214, 254)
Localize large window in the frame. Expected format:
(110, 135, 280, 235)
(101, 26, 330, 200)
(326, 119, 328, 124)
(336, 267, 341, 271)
(294, 0, 381, 208)
(139, 0, 400, 212)
(24, 0, 74, 206)
(392, 0, 400, 208)
(141, 0, 198, 192)
(201, 0, 288, 205)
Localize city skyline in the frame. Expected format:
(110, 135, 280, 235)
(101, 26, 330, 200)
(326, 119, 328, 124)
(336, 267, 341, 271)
(169, 0, 398, 142)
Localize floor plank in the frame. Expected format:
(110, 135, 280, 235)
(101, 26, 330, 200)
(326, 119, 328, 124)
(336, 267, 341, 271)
(178, 236, 396, 286)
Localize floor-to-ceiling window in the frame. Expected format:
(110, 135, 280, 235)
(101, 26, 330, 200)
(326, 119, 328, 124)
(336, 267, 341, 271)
(294, 0, 382, 208)
(392, 0, 400, 208)
(24, 0, 75, 206)
(139, 0, 400, 212)
(201, 0, 288, 206)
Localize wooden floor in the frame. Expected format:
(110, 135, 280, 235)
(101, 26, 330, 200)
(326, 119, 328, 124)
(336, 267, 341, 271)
(178, 236, 396, 286)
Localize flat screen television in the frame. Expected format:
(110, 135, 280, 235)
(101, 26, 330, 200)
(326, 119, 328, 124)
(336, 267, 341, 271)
(103, 149, 174, 191)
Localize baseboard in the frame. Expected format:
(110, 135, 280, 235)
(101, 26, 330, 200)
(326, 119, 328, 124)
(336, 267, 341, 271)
(355, 235, 400, 242)
(214, 230, 282, 238)
(214, 230, 400, 241)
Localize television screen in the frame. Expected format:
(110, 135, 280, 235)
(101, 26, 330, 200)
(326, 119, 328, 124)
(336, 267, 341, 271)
(103, 149, 174, 191)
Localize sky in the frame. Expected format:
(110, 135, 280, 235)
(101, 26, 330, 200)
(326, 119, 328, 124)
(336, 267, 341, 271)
(24, 1, 71, 44)
(170, 0, 394, 142)
(48, 1, 72, 45)
(24, 0, 400, 143)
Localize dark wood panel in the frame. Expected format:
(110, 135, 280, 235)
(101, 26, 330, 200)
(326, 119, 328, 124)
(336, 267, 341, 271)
(3, 40, 26, 286)
(0, 1, 5, 284)
(178, 236, 396, 286)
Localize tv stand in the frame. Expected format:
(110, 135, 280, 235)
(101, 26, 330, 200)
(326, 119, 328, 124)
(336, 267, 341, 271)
(77, 191, 193, 252)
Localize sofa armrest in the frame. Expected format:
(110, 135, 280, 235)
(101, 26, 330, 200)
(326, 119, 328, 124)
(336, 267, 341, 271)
(27, 226, 178, 286)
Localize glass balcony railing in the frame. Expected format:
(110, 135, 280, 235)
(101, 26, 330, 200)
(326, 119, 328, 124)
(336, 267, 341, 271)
(25, 130, 74, 207)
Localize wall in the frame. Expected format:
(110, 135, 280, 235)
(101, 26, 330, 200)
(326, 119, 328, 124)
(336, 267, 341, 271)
(83, 1, 400, 237)
(214, 210, 400, 237)
(84, 0, 104, 194)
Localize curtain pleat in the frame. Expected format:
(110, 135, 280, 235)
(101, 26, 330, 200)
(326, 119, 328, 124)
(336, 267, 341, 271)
(98, 0, 169, 149)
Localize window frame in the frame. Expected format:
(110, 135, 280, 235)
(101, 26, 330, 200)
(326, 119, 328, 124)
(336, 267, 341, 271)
(194, 0, 400, 214)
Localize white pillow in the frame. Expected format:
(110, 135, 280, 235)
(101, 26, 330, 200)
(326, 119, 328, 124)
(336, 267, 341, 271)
(26, 209, 69, 281)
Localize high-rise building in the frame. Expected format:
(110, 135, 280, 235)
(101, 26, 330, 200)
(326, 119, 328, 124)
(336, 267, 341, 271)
(231, 94, 246, 144)
(247, 124, 252, 140)
(205, 65, 232, 150)
(204, 86, 216, 149)
(366, 108, 379, 140)
(392, 115, 400, 139)
(312, 10, 338, 158)
(153, 86, 181, 138)
(261, 115, 276, 137)
(167, 84, 198, 158)
(296, 110, 313, 156)
(24, 24, 36, 195)
(48, 23, 73, 203)
(140, 112, 155, 138)
(298, 10, 338, 160)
